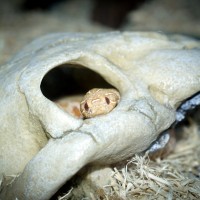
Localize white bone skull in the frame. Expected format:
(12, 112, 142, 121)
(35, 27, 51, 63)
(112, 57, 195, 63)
(0, 32, 200, 199)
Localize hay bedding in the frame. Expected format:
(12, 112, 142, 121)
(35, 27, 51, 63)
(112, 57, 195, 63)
(58, 122, 200, 200)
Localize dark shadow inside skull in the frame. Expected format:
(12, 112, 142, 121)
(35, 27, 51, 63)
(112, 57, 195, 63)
(41, 64, 113, 101)
(40, 64, 114, 118)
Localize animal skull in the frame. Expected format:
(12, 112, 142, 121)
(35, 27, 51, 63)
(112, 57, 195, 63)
(0, 32, 200, 199)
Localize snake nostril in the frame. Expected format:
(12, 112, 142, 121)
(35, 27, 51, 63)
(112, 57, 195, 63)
(84, 102, 89, 111)
(105, 97, 110, 105)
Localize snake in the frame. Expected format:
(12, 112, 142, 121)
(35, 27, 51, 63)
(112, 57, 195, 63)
(80, 88, 120, 118)
(55, 88, 120, 119)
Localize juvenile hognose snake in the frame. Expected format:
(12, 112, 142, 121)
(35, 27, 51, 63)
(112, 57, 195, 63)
(56, 88, 120, 119)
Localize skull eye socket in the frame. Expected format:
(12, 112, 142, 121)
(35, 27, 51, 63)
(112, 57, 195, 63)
(105, 97, 110, 105)
(84, 102, 89, 111)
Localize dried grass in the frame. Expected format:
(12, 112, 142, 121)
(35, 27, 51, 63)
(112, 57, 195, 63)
(102, 122, 200, 200)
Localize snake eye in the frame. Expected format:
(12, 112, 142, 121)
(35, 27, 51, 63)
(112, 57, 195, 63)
(84, 102, 89, 111)
(105, 97, 110, 105)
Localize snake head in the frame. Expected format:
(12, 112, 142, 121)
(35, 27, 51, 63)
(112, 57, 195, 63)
(80, 88, 120, 118)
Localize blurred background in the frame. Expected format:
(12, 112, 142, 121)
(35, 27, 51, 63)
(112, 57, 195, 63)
(0, 0, 200, 64)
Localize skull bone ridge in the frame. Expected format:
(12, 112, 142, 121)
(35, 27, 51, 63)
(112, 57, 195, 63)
(0, 32, 200, 199)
